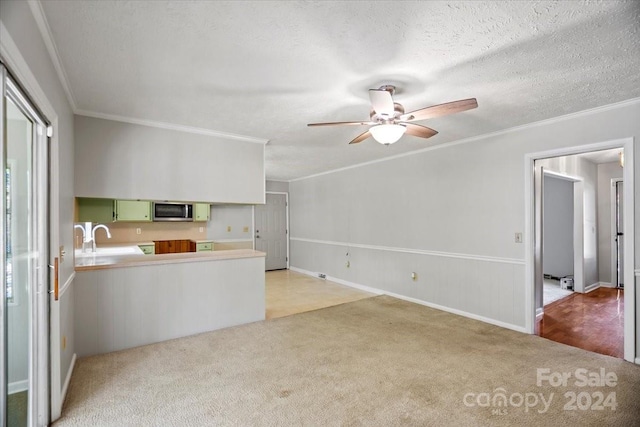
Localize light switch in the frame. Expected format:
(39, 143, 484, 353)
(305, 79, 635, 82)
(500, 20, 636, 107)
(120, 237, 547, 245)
(199, 227, 204, 233)
(227, 226, 232, 232)
(515, 232, 523, 243)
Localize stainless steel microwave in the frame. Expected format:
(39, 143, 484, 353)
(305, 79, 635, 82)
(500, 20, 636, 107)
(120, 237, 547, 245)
(153, 202, 193, 222)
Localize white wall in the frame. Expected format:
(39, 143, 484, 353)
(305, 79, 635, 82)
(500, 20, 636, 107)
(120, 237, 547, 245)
(1, 0, 76, 418)
(266, 180, 289, 193)
(208, 204, 254, 241)
(543, 175, 574, 279)
(597, 161, 623, 284)
(289, 99, 639, 345)
(75, 115, 266, 204)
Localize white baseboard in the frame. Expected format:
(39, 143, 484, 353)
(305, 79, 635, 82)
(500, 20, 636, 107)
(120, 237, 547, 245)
(8, 379, 28, 394)
(585, 282, 601, 293)
(598, 282, 615, 288)
(289, 266, 527, 334)
(61, 353, 76, 406)
(635, 357, 640, 365)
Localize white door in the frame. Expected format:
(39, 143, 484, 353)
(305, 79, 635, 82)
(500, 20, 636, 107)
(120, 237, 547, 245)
(254, 193, 288, 270)
(1, 66, 50, 426)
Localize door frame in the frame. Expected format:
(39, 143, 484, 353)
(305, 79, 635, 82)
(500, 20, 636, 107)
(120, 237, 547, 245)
(254, 191, 290, 270)
(610, 178, 624, 288)
(1, 64, 51, 425)
(2, 22, 62, 421)
(524, 137, 635, 362)
(541, 170, 584, 294)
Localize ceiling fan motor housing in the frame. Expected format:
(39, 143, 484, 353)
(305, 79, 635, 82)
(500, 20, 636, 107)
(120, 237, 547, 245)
(370, 102, 405, 123)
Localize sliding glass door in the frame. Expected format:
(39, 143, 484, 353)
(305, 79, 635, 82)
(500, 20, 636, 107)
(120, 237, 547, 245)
(1, 64, 50, 426)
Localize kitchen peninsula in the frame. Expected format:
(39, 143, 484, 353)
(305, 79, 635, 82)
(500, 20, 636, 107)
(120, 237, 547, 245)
(74, 249, 266, 357)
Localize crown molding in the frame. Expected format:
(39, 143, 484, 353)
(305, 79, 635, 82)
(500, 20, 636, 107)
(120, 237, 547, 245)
(76, 109, 269, 144)
(28, 0, 77, 111)
(289, 97, 640, 182)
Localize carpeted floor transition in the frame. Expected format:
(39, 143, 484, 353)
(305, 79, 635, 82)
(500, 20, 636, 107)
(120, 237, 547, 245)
(55, 295, 640, 426)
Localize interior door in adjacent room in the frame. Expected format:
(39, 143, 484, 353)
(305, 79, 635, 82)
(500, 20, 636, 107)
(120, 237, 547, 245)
(254, 193, 288, 270)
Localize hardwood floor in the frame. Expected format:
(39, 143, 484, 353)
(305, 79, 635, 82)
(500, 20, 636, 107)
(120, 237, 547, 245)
(265, 269, 374, 319)
(536, 287, 624, 358)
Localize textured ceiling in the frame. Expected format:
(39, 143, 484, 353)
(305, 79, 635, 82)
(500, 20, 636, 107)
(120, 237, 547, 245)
(38, 0, 640, 180)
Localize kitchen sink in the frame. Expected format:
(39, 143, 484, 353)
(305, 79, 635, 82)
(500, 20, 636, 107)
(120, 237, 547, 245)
(75, 245, 145, 258)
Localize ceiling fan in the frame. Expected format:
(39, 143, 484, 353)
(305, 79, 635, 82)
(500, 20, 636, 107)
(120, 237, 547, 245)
(307, 85, 477, 145)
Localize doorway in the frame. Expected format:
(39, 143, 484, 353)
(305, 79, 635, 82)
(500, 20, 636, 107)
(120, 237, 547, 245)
(525, 139, 635, 362)
(1, 65, 50, 425)
(541, 171, 581, 306)
(254, 192, 289, 271)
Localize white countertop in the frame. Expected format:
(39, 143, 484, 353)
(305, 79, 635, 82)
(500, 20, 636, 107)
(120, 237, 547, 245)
(75, 248, 265, 271)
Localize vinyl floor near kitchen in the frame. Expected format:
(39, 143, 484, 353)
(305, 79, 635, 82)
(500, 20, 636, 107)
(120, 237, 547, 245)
(265, 270, 375, 319)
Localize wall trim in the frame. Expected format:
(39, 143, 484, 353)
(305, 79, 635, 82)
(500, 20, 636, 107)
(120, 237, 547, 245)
(598, 282, 615, 288)
(290, 266, 527, 333)
(27, 0, 77, 110)
(76, 110, 269, 145)
(291, 237, 525, 265)
(635, 357, 640, 366)
(8, 379, 28, 394)
(536, 307, 544, 319)
(289, 97, 640, 183)
(59, 271, 74, 298)
(584, 282, 601, 293)
(60, 353, 76, 408)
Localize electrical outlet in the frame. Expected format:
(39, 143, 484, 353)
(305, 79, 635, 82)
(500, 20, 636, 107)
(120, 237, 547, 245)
(411, 272, 418, 281)
(243, 226, 249, 233)
(346, 261, 350, 268)
(136, 228, 141, 235)
(515, 232, 523, 243)
(227, 226, 232, 232)
(199, 227, 204, 232)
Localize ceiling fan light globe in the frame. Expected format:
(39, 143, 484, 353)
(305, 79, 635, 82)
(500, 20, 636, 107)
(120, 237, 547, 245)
(370, 124, 406, 145)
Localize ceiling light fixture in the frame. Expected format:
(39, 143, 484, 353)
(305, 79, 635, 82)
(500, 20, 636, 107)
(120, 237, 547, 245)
(369, 124, 406, 145)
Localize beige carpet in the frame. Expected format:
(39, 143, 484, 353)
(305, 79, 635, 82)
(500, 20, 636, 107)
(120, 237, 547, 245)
(55, 296, 640, 426)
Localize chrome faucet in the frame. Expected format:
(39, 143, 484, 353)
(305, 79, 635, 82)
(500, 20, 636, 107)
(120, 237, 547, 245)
(91, 224, 112, 252)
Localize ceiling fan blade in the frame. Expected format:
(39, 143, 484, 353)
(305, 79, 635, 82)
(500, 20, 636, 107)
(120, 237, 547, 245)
(307, 120, 375, 127)
(369, 89, 395, 116)
(401, 123, 439, 139)
(348, 130, 371, 144)
(400, 98, 478, 122)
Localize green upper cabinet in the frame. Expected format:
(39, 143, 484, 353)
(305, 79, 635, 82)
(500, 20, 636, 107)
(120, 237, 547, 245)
(77, 198, 114, 223)
(114, 200, 152, 222)
(194, 203, 210, 222)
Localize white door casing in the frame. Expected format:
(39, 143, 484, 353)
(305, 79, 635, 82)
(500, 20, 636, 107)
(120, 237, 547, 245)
(525, 138, 635, 363)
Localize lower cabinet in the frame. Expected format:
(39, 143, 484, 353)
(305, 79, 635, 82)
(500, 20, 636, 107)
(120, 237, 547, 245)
(196, 241, 213, 252)
(138, 244, 155, 255)
(154, 239, 196, 254)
